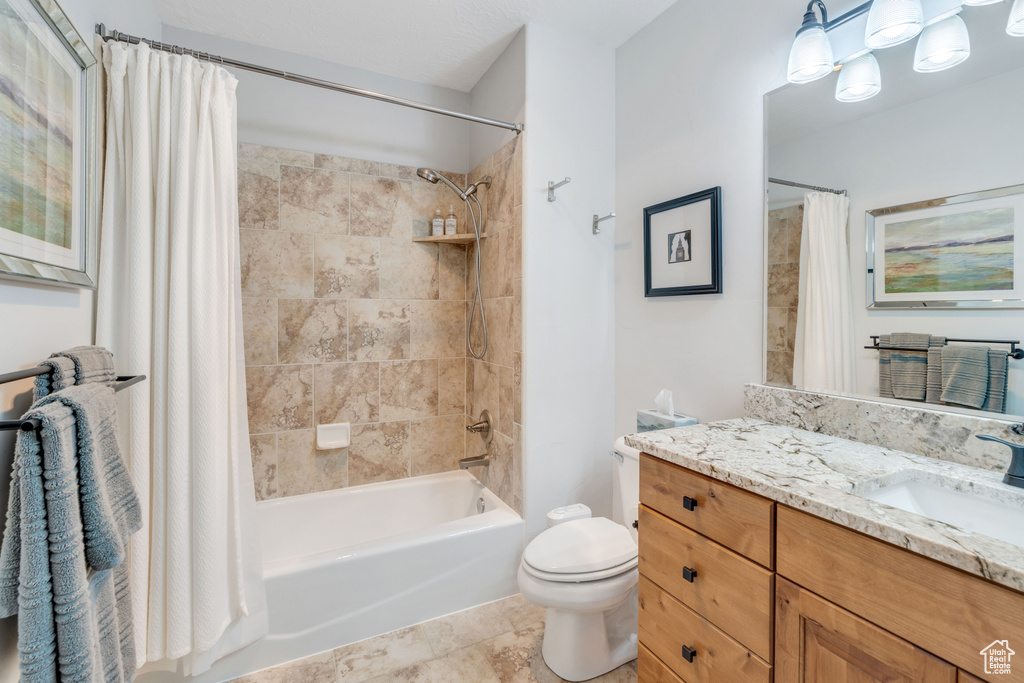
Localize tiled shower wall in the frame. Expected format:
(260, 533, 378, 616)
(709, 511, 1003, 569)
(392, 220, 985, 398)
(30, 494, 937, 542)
(465, 137, 522, 515)
(765, 204, 803, 387)
(238, 143, 474, 500)
(237, 141, 523, 512)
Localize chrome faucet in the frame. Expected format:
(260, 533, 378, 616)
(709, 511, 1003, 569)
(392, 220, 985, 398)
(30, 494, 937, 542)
(460, 410, 492, 469)
(977, 434, 1024, 488)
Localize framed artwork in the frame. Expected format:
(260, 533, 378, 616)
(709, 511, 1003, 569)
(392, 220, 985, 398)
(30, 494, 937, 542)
(0, 0, 98, 288)
(867, 184, 1024, 309)
(644, 187, 722, 296)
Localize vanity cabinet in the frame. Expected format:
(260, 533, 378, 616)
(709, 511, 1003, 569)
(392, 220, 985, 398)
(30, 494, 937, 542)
(637, 453, 1024, 683)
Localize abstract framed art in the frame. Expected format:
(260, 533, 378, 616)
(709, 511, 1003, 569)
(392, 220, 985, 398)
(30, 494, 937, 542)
(0, 0, 99, 287)
(643, 186, 722, 297)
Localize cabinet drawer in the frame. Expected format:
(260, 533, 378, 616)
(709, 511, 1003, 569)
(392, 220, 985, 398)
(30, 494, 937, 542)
(638, 644, 685, 683)
(640, 454, 774, 567)
(639, 576, 771, 683)
(639, 505, 774, 661)
(777, 505, 1024, 681)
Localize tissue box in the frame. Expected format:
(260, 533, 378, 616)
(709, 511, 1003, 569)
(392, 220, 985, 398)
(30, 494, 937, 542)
(636, 409, 698, 433)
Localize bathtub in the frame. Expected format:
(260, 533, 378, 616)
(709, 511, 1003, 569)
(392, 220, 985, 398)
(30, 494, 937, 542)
(139, 470, 523, 682)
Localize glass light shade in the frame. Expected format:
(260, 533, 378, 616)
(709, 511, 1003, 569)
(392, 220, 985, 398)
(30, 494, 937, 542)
(914, 15, 971, 72)
(787, 26, 835, 84)
(1010, 0, 1024, 36)
(835, 53, 882, 102)
(865, 0, 925, 48)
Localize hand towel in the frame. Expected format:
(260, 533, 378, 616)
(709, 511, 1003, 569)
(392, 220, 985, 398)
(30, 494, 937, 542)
(32, 356, 77, 401)
(51, 345, 117, 388)
(888, 333, 931, 401)
(878, 335, 894, 398)
(940, 345, 991, 409)
(925, 337, 947, 405)
(984, 349, 1008, 414)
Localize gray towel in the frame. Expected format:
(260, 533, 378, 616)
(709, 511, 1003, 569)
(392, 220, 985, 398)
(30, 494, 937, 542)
(925, 336, 947, 405)
(881, 333, 932, 401)
(33, 357, 77, 401)
(984, 349, 1008, 414)
(52, 346, 117, 388)
(940, 345, 991, 409)
(0, 385, 139, 682)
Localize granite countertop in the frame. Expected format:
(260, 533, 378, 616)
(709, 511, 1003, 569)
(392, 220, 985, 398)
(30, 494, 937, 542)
(626, 418, 1024, 593)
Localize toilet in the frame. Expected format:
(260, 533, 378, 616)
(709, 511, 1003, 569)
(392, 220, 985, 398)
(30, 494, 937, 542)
(517, 437, 641, 681)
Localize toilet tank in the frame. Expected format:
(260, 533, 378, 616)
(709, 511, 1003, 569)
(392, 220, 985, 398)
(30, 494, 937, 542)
(611, 436, 641, 542)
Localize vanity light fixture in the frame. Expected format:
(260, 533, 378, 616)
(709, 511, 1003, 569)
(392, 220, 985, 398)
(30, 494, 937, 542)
(1009, 0, 1024, 35)
(914, 13, 971, 71)
(787, 0, 836, 84)
(836, 53, 883, 100)
(865, 0, 925, 48)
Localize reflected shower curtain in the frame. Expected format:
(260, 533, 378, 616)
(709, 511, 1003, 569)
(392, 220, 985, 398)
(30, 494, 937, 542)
(793, 192, 856, 393)
(96, 42, 267, 675)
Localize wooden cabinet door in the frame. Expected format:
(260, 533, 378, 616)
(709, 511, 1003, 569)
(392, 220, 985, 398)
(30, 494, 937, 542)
(776, 578, 957, 683)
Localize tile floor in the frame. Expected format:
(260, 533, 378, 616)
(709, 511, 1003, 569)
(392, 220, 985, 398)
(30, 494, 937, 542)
(232, 594, 638, 683)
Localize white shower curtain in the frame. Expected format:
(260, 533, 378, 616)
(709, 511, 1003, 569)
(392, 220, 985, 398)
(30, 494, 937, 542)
(792, 192, 856, 393)
(96, 42, 267, 675)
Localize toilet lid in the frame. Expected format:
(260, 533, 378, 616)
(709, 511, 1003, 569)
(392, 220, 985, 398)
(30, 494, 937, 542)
(523, 517, 638, 574)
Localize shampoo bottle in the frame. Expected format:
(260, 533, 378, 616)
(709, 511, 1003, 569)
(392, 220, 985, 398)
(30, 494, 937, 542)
(445, 206, 457, 235)
(432, 209, 444, 236)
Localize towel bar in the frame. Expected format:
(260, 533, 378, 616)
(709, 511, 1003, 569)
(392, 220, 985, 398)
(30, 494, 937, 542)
(0, 374, 146, 432)
(866, 336, 1023, 360)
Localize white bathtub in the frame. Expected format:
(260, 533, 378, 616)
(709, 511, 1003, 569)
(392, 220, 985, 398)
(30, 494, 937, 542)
(139, 470, 523, 682)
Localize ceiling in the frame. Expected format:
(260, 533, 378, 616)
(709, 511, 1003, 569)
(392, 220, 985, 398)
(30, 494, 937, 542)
(151, 0, 678, 92)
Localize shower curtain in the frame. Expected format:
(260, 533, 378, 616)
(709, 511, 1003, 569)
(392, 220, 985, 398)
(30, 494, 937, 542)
(96, 42, 267, 675)
(793, 191, 856, 393)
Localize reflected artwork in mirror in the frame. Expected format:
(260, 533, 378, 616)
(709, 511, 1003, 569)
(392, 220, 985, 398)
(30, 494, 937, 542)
(764, 4, 1024, 418)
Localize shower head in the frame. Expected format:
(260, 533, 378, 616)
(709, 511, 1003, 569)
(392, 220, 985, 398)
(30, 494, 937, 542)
(417, 168, 441, 183)
(463, 175, 491, 199)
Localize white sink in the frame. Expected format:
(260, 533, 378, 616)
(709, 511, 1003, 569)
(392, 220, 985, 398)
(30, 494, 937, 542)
(857, 473, 1024, 548)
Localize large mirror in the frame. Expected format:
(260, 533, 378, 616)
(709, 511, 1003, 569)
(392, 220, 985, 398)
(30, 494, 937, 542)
(764, 4, 1024, 418)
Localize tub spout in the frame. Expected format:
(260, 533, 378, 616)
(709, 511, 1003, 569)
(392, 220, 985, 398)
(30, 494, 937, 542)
(460, 455, 490, 469)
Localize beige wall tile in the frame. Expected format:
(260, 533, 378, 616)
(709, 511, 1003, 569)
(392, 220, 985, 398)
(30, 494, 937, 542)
(767, 262, 799, 308)
(246, 364, 312, 433)
(787, 307, 798, 353)
(278, 299, 347, 364)
(410, 300, 466, 359)
(277, 429, 348, 496)
(380, 241, 439, 300)
(238, 170, 279, 230)
(513, 353, 522, 425)
(497, 365, 513, 437)
(495, 229, 514, 298)
(348, 300, 410, 361)
(787, 205, 804, 263)
(349, 421, 411, 486)
(481, 431, 513, 508)
(379, 163, 420, 181)
(381, 359, 438, 421)
(314, 234, 380, 299)
(470, 360, 498, 420)
(512, 278, 522, 354)
(238, 143, 313, 179)
(242, 298, 277, 366)
(482, 298, 513, 368)
(439, 358, 466, 416)
(314, 361, 380, 425)
(479, 233, 499, 299)
(485, 156, 515, 233)
(350, 175, 405, 238)
(250, 434, 278, 502)
(767, 210, 787, 265)
(766, 350, 795, 386)
(315, 153, 378, 175)
(513, 423, 522, 499)
(439, 244, 467, 301)
(280, 165, 350, 234)
(512, 206, 522, 280)
(240, 230, 313, 299)
(766, 306, 788, 353)
(513, 141, 522, 210)
(410, 415, 465, 477)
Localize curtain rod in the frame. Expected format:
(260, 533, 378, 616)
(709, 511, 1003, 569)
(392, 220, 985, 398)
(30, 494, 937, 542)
(95, 24, 524, 135)
(768, 177, 847, 196)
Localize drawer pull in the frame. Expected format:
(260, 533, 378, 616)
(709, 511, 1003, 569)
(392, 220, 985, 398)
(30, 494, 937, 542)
(682, 566, 697, 582)
(681, 645, 697, 663)
(682, 496, 698, 511)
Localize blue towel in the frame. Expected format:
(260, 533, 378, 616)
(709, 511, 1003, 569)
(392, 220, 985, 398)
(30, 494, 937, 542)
(0, 384, 140, 681)
(33, 357, 77, 401)
(51, 346, 117, 389)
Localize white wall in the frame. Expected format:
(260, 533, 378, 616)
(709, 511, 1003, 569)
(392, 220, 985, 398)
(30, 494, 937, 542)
(162, 26, 473, 173)
(770, 65, 1024, 416)
(521, 24, 616, 539)
(614, 1, 794, 435)
(0, 3, 161, 680)
(468, 29, 525, 172)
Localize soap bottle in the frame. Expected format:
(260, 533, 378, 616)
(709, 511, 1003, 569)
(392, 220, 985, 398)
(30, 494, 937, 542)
(445, 206, 457, 235)
(432, 209, 444, 236)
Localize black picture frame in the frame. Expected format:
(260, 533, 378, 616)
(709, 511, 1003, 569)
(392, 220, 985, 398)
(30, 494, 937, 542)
(643, 187, 723, 297)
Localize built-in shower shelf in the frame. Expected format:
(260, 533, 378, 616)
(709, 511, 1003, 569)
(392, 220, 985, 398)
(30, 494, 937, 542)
(412, 233, 488, 245)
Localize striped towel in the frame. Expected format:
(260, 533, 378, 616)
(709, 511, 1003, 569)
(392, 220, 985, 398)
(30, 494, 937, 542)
(878, 335, 894, 398)
(50, 346, 117, 388)
(984, 349, 1008, 414)
(32, 357, 77, 400)
(889, 333, 931, 401)
(925, 337, 948, 405)
(940, 346, 991, 409)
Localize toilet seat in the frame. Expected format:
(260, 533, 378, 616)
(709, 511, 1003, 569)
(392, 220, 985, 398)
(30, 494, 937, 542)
(522, 517, 638, 583)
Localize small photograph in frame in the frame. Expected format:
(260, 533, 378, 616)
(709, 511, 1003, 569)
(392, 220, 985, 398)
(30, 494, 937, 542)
(644, 187, 722, 296)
